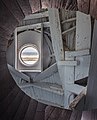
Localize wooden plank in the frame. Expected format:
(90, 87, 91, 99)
(0, 27, 11, 39)
(8, 64, 30, 82)
(90, 0, 97, 19)
(65, 49, 90, 58)
(57, 61, 78, 66)
(0, 0, 19, 33)
(17, 23, 42, 32)
(81, 109, 97, 120)
(85, 20, 97, 110)
(70, 110, 82, 120)
(69, 88, 86, 110)
(76, 11, 91, 50)
(16, 0, 32, 16)
(75, 55, 91, 81)
(62, 18, 76, 24)
(24, 11, 48, 20)
(62, 26, 76, 35)
(60, 10, 76, 51)
(66, 84, 86, 95)
(49, 8, 75, 108)
(34, 63, 58, 82)
(2, 0, 25, 22)
(29, 0, 41, 13)
(22, 82, 63, 95)
(77, 0, 90, 14)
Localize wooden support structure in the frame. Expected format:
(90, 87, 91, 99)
(69, 87, 87, 110)
(8, 64, 30, 83)
(85, 20, 97, 110)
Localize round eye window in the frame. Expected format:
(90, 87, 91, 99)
(19, 44, 39, 66)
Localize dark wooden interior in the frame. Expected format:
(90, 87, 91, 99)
(0, 0, 97, 120)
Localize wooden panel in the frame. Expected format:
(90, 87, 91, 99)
(0, 1, 19, 34)
(8, 64, 30, 82)
(75, 55, 90, 81)
(85, 20, 97, 110)
(1, 90, 25, 119)
(0, 27, 11, 39)
(76, 11, 91, 50)
(17, 0, 32, 16)
(29, 0, 41, 13)
(90, 0, 97, 19)
(48, 8, 64, 61)
(13, 95, 30, 120)
(33, 63, 58, 82)
(24, 11, 48, 20)
(2, 0, 25, 22)
(77, 0, 90, 14)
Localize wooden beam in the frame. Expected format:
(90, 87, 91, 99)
(66, 84, 86, 95)
(62, 26, 76, 35)
(8, 64, 30, 82)
(69, 88, 86, 110)
(33, 63, 58, 82)
(24, 11, 48, 20)
(48, 8, 64, 61)
(61, 17, 76, 24)
(65, 49, 90, 58)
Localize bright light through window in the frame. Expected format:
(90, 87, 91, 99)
(19, 44, 39, 66)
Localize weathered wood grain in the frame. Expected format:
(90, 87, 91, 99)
(90, 0, 97, 19)
(2, 0, 25, 22)
(0, 1, 19, 34)
(77, 0, 90, 14)
(16, 0, 32, 16)
(0, 27, 11, 40)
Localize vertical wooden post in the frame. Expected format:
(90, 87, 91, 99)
(48, 8, 74, 107)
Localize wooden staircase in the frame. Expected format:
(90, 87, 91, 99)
(0, 0, 97, 120)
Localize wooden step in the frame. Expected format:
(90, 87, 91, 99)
(0, 86, 19, 116)
(33, 102, 47, 120)
(45, 106, 72, 120)
(24, 99, 38, 120)
(13, 95, 30, 120)
(0, 90, 25, 120)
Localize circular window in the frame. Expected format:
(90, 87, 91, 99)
(19, 44, 39, 66)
